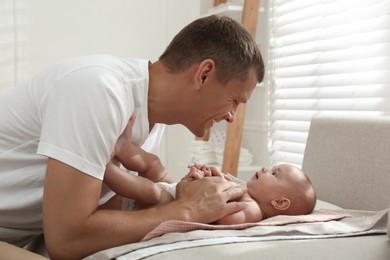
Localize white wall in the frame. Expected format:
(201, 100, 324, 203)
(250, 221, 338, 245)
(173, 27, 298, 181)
(14, 0, 200, 81)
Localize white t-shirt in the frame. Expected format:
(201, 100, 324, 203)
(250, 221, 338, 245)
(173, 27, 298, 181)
(0, 55, 164, 246)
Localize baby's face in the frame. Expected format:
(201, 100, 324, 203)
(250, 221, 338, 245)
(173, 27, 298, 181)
(246, 164, 306, 205)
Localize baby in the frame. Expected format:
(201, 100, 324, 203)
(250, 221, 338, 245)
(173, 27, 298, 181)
(104, 162, 316, 224)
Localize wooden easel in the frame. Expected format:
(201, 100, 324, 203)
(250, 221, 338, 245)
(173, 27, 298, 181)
(203, 0, 260, 176)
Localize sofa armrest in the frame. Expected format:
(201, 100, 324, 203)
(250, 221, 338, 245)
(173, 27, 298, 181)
(302, 116, 390, 211)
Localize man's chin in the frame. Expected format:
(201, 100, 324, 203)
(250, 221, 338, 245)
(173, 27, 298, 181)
(193, 131, 205, 138)
(192, 128, 207, 138)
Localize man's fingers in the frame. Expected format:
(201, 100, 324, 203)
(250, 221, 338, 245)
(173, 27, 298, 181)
(224, 201, 248, 215)
(211, 179, 248, 217)
(204, 177, 246, 201)
(223, 174, 232, 181)
(223, 184, 246, 201)
(210, 167, 224, 177)
(221, 183, 248, 216)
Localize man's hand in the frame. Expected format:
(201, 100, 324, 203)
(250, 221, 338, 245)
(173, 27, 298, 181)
(175, 176, 247, 223)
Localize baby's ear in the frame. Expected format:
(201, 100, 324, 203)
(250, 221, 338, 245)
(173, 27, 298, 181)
(271, 197, 291, 211)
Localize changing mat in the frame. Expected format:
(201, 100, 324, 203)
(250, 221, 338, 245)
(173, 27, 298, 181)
(85, 208, 388, 260)
(141, 209, 350, 241)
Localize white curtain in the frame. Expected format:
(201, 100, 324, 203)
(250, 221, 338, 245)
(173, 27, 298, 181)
(269, 0, 390, 167)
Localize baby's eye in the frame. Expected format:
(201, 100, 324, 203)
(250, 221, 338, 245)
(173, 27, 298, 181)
(272, 172, 277, 176)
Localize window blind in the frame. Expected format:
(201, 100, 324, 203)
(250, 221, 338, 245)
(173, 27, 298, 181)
(269, 0, 390, 167)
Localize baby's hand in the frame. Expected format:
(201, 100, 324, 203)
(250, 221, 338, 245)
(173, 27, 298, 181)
(188, 164, 212, 177)
(186, 164, 232, 181)
(114, 115, 136, 159)
(184, 166, 207, 180)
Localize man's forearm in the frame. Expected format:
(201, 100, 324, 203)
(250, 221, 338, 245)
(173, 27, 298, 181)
(46, 200, 191, 259)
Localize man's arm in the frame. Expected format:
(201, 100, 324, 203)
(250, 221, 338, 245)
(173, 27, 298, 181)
(43, 159, 247, 259)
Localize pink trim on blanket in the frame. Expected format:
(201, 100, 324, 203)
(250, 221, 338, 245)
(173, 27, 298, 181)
(142, 209, 350, 241)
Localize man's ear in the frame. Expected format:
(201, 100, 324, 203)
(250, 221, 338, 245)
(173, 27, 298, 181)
(271, 197, 291, 211)
(194, 59, 215, 89)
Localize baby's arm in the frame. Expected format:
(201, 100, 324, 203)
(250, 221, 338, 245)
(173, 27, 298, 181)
(114, 116, 173, 183)
(119, 144, 173, 182)
(104, 161, 169, 207)
(140, 184, 175, 209)
(214, 192, 263, 225)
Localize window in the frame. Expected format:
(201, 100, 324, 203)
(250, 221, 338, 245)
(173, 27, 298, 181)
(269, 0, 390, 167)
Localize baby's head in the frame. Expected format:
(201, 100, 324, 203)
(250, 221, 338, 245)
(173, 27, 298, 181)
(246, 164, 316, 218)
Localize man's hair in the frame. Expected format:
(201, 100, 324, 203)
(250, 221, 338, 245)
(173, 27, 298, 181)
(159, 15, 264, 84)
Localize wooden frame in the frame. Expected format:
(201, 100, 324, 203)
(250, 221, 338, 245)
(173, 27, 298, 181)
(222, 0, 260, 176)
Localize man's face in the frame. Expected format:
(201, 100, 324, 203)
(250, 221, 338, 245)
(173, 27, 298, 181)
(189, 68, 258, 137)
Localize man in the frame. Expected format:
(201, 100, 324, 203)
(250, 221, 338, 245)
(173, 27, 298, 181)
(0, 15, 264, 259)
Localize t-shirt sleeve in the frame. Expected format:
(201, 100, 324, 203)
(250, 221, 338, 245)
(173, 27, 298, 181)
(37, 66, 132, 180)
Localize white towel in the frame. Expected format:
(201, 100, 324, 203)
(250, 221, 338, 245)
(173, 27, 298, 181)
(189, 140, 217, 164)
(215, 145, 253, 166)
